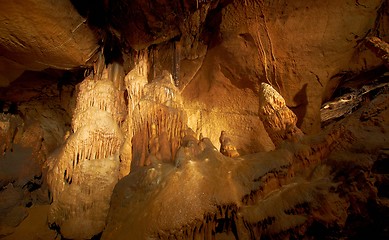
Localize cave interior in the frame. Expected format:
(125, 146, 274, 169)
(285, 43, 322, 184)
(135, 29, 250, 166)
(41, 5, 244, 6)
(0, 0, 389, 239)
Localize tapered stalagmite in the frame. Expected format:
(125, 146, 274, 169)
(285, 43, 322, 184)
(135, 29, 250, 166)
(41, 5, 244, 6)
(47, 62, 125, 239)
(259, 83, 303, 146)
(219, 130, 239, 157)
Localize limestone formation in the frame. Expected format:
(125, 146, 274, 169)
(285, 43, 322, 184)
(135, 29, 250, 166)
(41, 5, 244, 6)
(0, 114, 21, 156)
(259, 83, 303, 146)
(0, 0, 98, 83)
(47, 65, 125, 239)
(102, 81, 389, 239)
(1, 0, 389, 239)
(219, 131, 239, 158)
(118, 51, 150, 177)
(125, 61, 187, 169)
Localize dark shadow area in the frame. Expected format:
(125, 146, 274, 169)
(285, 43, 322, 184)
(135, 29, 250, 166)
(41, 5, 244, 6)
(0, 68, 86, 103)
(290, 83, 308, 129)
(332, 65, 388, 99)
(69, 0, 107, 28)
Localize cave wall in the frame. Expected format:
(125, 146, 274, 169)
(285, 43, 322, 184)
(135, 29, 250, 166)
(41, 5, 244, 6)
(1, 0, 387, 137)
(178, 0, 387, 134)
(1, 0, 389, 238)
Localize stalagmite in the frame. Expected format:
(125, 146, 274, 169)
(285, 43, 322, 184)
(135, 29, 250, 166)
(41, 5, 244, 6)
(259, 83, 303, 146)
(47, 55, 125, 239)
(219, 131, 239, 158)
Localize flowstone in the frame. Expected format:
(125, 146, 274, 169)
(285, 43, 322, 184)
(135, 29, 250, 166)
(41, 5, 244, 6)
(47, 67, 124, 239)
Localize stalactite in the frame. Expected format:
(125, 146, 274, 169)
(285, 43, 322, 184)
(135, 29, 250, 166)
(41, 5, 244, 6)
(94, 51, 105, 80)
(122, 47, 188, 171)
(47, 57, 125, 239)
(172, 40, 181, 87)
(124, 68, 187, 168)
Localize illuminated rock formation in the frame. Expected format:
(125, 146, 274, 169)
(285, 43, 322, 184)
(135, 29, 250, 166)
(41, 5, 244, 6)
(259, 82, 304, 146)
(130, 73, 187, 168)
(219, 130, 239, 158)
(102, 119, 348, 239)
(1, 0, 389, 239)
(103, 86, 389, 239)
(47, 64, 125, 239)
(122, 50, 187, 171)
(366, 37, 389, 68)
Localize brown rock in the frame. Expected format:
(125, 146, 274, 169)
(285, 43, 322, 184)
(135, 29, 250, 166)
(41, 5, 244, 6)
(219, 131, 240, 158)
(259, 83, 303, 146)
(47, 69, 124, 239)
(366, 37, 389, 68)
(0, 0, 98, 85)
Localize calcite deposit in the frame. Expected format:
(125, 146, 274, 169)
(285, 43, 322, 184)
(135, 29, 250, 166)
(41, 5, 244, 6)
(102, 85, 389, 239)
(259, 82, 304, 146)
(1, 0, 389, 239)
(46, 66, 124, 239)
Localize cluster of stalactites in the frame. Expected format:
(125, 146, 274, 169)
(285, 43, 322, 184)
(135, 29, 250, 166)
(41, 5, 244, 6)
(48, 52, 126, 198)
(117, 50, 150, 175)
(122, 50, 187, 168)
(48, 113, 124, 203)
(73, 67, 127, 130)
(133, 102, 187, 166)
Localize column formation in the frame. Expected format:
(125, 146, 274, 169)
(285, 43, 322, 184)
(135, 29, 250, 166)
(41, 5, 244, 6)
(47, 62, 124, 239)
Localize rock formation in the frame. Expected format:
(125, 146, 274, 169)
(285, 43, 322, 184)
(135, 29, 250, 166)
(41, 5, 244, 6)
(1, 0, 389, 239)
(366, 37, 389, 68)
(102, 83, 389, 239)
(46, 64, 125, 239)
(219, 131, 240, 158)
(124, 58, 187, 170)
(259, 82, 303, 146)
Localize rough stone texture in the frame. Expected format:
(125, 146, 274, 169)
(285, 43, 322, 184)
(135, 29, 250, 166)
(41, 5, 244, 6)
(184, 0, 387, 134)
(47, 69, 124, 239)
(0, 184, 28, 236)
(0, 0, 389, 239)
(1, 205, 59, 240)
(102, 81, 389, 239)
(0, 0, 98, 85)
(366, 37, 389, 68)
(259, 83, 303, 146)
(0, 0, 387, 142)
